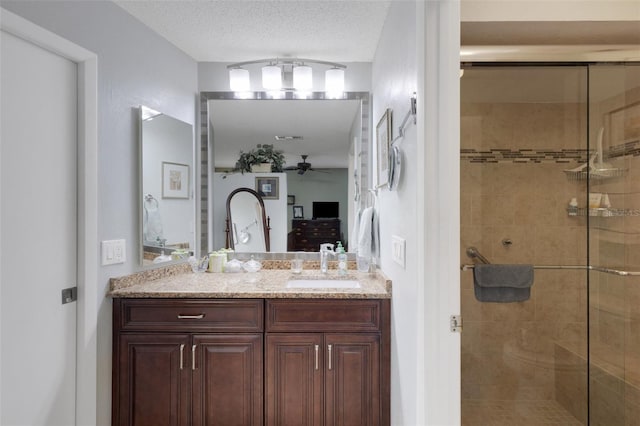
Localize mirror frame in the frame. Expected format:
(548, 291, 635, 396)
(225, 187, 271, 252)
(199, 91, 371, 254)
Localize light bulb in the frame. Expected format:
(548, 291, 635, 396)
(325, 68, 345, 97)
(293, 65, 313, 91)
(262, 65, 282, 90)
(229, 68, 250, 92)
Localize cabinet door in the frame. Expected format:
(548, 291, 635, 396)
(191, 334, 263, 426)
(324, 334, 381, 426)
(115, 334, 190, 426)
(266, 334, 324, 426)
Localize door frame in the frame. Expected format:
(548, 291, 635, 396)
(0, 9, 98, 425)
(415, 1, 461, 425)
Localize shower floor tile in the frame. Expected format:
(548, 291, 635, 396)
(462, 400, 584, 426)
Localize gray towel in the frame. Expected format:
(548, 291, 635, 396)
(473, 264, 534, 303)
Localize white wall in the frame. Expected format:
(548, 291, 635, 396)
(373, 3, 461, 424)
(371, 2, 420, 424)
(212, 173, 288, 252)
(1, 2, 198, 425)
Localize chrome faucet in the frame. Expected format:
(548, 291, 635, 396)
(320, 243, 335, 273)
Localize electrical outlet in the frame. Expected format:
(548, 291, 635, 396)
(102, 239, 126, 265)
(391, 235, 406, 268)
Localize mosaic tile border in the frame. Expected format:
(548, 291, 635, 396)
(461, 148, 588, 164)
(461, 139, 640, 163)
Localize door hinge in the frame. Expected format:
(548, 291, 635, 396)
(450, 315, 462, 333)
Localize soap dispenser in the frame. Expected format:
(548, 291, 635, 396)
(568, 197, 578, 216)
(336, 242, 347, 276)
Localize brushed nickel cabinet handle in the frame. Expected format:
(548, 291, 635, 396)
(192, 345, 197, 370)
(179, 344, 185, 370)
(314, 345, 319, 370)
(177, 314, 205, 319)
(328, 344, 332, 370)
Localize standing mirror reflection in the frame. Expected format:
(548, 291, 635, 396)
(225, 188, 271, 252)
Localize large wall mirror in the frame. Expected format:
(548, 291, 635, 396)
(200, 92, 370, 254)
(140, 106, 195, 265)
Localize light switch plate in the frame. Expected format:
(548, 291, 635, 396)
(102, 239, 126, 265)
(391, 235, 406, 268)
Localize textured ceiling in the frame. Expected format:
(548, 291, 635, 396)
(114, 0, 392, 62)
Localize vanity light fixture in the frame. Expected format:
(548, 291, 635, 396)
(227, 58, 346, 95)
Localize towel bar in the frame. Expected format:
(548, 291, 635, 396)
(461, 264, 640, 276)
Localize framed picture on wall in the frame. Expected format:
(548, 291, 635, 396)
(293, 205, 304, 219)
(376, 108, 392, 188)
(287, 195, 295, 205)
(162, 162, 189, 199)
(255, 176, 279, 200)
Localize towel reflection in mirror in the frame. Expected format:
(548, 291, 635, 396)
(143, 194, 164, 246)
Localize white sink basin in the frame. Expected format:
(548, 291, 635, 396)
(286, 279, 361, 289)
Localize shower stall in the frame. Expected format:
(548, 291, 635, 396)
(460, 63, 640, 425)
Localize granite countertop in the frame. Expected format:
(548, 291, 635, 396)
(109, 262, 391, 299)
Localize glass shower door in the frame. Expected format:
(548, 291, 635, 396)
(587, 64, 640, 425)
(460, 65, 589, 425)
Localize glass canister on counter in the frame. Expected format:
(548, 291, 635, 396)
(208, 248, 233, 272)
(171, 248, 189, 261)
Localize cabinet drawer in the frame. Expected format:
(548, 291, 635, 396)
(266, 299, 382, 332)
(115, 299, 263, 332)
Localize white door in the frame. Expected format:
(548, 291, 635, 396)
(1, 29, 78, 425)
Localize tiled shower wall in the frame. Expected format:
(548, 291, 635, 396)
(460, 101, 589, 404)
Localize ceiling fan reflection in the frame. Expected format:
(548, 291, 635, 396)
(284, 154, 330, 175)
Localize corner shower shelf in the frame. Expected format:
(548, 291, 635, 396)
(563, 168, 627, 181)
(567, 207, 640, 217)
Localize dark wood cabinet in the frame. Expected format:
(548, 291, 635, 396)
(266, 334, 324, 425)
(113, 298, 389, 426)
(115, 334, 190, 426)
(191, 334, 263, 426)
(112, 299, 264, 426)
(324, 334, 380, 426)
(265, 300, 389, 426)
(290, 219, 341, 251)
(266, 333, 380, 426)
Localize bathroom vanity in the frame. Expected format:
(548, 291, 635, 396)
(110, 266, 391, 426)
